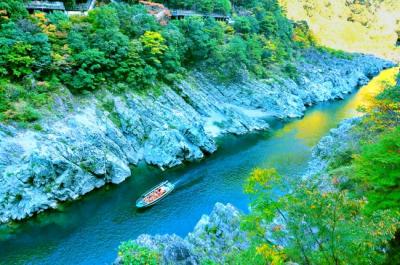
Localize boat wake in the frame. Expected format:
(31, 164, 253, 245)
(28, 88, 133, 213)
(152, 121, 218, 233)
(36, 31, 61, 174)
(172, 174, 204, 191)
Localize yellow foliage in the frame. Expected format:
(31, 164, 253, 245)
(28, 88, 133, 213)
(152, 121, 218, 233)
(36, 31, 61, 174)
(220, 22, 235, 35)
(140, 31, 167, 56)
(280, 0, 400, 62)
(256, 244, 286, 265)
(244, 168, 281, 194)
(31, 12, 57, 38)
(32, 12, 47, 23)
(0, 9, 9, 21)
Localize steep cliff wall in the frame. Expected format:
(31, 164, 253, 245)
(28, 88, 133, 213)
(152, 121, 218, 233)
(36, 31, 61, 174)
(112, 119, 368, 265)
(0, 50, 393, 223)
(113, 203, 245, 265)
(279, 0, 400, 61)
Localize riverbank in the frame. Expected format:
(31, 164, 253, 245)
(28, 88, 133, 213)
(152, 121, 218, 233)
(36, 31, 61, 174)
(114, 202, 245, 265)
(115, 67, 400, 265)
(1, 66, 397, 264)
(0, 50, 394, 224)
(110, 121, 374, 265)
(112, 119, 363, 265)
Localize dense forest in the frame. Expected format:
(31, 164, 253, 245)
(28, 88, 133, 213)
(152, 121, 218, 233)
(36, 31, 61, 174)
(118, 70, 400, 265)
(0, 0, 315, 126)
(1, 1, 399, 264)
(152, 0, 233, 14)
(239, 73, 400, 264)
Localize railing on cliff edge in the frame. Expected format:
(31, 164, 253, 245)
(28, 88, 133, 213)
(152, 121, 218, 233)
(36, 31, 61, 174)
(68, 0, 96, 12)
(25, 1, 231, 21)
(170, 9, 230, 21)
(25, 0, 96, 12)
(25, 1, 66, 12)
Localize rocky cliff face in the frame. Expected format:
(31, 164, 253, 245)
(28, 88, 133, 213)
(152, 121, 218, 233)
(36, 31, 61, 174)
(0, 50, 393, 223)
(305, 117, 362, 179)
(114, 118, 369, 265)
(114, 203, 246, 265)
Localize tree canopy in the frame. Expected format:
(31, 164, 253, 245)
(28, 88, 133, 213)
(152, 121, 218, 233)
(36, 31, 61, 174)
(0, 0, 315, 125)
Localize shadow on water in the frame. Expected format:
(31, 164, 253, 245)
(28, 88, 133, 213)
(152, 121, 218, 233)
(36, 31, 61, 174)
(173, 175, 205, 191)
(0, 68, 398, 265)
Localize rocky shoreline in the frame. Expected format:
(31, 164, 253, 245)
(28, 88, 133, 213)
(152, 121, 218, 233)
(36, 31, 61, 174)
(0, 50, 394, 223)
(304, 117, 362, 183)
(114, 203, 246, 265)
(115, 117, 365, 265)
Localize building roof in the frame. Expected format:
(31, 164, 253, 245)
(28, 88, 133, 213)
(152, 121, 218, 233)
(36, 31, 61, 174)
(25, 1, 66, 11)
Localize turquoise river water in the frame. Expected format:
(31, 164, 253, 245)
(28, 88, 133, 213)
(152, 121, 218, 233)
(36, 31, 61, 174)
(0, 68, 395, 265)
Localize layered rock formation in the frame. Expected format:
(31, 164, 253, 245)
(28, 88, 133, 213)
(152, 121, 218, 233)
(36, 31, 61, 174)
(305, 117, 362, 179)
(114, 203, 246, 265)
(114, 118, 368, 265)
(0, 50, 393, 223)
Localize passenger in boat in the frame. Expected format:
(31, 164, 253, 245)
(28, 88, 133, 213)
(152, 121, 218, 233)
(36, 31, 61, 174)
(144, 187, 166, 203)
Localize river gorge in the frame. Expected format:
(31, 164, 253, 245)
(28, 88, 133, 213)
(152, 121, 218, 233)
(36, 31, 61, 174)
(0, 66, 398, 265)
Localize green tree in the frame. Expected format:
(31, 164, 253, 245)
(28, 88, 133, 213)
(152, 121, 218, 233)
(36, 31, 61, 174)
(66, 48, 109, 91)
(63, 0, 77, 10)
(211, 36, 249, 81)
(139, 31, 167, 66)
(114, 40, 148, 88)
(118, 241, 160, 265)
(355, 127, 400, 212)
(114, 3, 159, 38)
(0, 20, 51, 79)
(176, 17, 213, 64)
(197, 0, 214, 13)
(87, 5, 120, 30)
(67, 23, 89, 53)
(245, 34, 267, 77)
(214, 0, 232, 14)
(233, 16, 259, 35)
(0, 0, 27, 24)
(0, 83, 10, 120)
(243, 168, 400, 265)
(1, 42, 34, 78)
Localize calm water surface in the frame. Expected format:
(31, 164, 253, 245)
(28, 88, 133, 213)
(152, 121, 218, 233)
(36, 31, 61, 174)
(0, 68, 397, 265)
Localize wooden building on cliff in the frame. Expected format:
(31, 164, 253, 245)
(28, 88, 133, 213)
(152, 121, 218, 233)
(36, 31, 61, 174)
(25, 1, 66, 13)
(25, 0, 96, 14)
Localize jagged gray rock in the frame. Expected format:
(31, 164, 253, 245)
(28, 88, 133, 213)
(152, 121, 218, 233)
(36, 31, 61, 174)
(114, 203, 246, 265)
(0, 50, 394, 223)
(119, 118, 371, 264)
(186, 202, 247, 263)
(303, 117, 363, 191)
(307, 117, 362, 174)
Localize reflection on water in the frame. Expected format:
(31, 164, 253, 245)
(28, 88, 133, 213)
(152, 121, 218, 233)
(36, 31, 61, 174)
(275, 110, 330, 146)
(275, 67, 399, 147)
(0, 68, 398, 265)
(338, 67, 399, 117)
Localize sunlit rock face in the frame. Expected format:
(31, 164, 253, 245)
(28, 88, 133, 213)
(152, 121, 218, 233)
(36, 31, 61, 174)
(115, 120, 376, 264)
(114, 203, 245, 265)
(304, 117, 362, 187)
(305, 66, 400, 183)
(280, 0, 400, 62)
(0, 50, 394, 223)
(397, 69, 400, 85)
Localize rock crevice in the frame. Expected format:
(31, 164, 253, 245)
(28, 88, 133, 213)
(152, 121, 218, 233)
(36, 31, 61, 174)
(117, 118, 370, 265)
(114, 203, 245, 265)
(0, 51, 394, 223)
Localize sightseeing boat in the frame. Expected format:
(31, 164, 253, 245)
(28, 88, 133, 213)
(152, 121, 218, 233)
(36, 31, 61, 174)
(136, 181, 175, 208)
